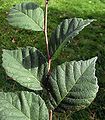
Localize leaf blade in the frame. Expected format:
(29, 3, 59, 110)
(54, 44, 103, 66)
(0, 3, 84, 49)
(47, 57, 99, 113)
(49, 18, 94, 60)
(2, 47, 48, 90)
(7, 2, 44, 31)
(0, 91, 49, 120)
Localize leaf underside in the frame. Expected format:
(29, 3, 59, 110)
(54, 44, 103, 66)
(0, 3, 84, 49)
(49, 18, 94, 60)
(47, 57, 99, 113)
(2, 46, 48, 91)
(7, 1, 44, 31)
(0, 91, 49, 120)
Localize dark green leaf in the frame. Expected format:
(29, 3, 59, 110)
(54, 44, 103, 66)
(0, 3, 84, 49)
(2, 47, 48, 90)
(7, 2, 44, 31)
(49, 18, 94, 60)
(0, 91, 49, 120)
(47, 57, 99, 113)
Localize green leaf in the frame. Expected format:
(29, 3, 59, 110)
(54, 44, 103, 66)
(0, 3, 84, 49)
(7, 2, 44, 31)
(47, 57, 99, 113)
(2, 46, 48, 91)
(0, 91, 49, 120)
(49, 18, 94, 60)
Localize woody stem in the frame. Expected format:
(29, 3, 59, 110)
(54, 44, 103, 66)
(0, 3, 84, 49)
(44, 0, 51, 72)
(44, 0, 52, 120)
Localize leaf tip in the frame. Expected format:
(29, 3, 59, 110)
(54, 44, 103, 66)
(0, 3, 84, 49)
(92, 19, 97, 22)
(92, 56, 98, 62)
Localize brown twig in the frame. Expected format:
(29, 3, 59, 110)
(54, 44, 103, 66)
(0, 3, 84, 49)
(44, 0, 50, 63)
(44, 0, 53, 120)
(49, 110, 53, 120)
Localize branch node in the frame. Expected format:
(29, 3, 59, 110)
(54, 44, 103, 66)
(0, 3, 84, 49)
(46, 1, 48, 5)
(42, 29, 45, 32)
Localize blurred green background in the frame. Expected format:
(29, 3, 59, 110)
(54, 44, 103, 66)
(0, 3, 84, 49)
(0, 0, 105, 119)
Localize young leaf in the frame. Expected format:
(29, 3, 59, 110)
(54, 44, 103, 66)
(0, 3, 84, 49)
(49, 18, 94, 60)
(0, 91, 49, 120)
(47, 57, 99, 113)
(7, 2, 44, 31)
(2, 47, 48, 91)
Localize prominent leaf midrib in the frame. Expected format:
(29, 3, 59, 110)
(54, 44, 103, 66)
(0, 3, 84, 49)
(55, 60, 95, 108)
(3, 68, 39, 84)
(51, 21, 91, 59)
(65, 21, 92, 40)
(13, 7, 44, 30)
(51, 39, 65, 59)
(4, 51, 43, 86)
(1, 97, 32, 120)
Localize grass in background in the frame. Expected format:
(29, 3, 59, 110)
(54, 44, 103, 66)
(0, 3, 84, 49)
(0, 0, 105, 119)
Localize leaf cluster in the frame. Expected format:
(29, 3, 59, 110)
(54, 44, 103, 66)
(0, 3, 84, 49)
(0, 2, 99, 120)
